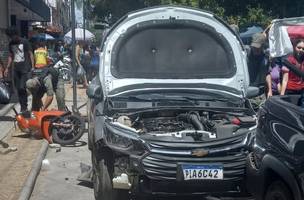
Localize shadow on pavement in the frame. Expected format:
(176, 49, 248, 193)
(77, 181, 93, 189)
(0, 116, 15, 122)
(13, 133, 32, 138)
(62, 140, 87, 147)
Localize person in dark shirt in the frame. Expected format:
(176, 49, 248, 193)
(4, 27, 34, 112)
(247, 32, 268, 88)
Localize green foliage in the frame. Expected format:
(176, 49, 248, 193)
(90, 0, 303, 34)
(243, 6, 273, 28)
(160, 0, 199, 7)
(92, 0, 149, 24)
(199, 0, 225, 18)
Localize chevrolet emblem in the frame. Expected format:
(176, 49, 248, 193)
(191, 149, 209, 157)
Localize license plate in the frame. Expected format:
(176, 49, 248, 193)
(182, 164, 223, 180)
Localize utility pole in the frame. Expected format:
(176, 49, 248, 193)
(71, 0, 78, 113)
(83, 0, 86, 41)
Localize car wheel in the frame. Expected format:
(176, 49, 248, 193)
(92, 148, 129, 200)
(264, 180, 293, 200)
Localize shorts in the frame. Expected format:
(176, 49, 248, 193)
(26, 74, 54, 96)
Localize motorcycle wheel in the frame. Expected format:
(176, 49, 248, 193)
(50, 114, 85, 145)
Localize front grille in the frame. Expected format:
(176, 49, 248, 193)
(142, 134, 247, 181)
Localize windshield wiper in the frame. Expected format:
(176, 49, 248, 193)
(181, 96, 241, 105)
(110, 95, 199, 105)
(110, 95, 152, 102)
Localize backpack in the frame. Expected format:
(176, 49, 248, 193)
(0, 80, 11, 104)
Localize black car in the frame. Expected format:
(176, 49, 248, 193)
(247, 94, 304, 200)
(87, 6, 258, 200)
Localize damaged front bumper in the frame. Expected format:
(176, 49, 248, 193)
(102, 121, 254, 196)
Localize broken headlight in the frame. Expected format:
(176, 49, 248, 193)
(104, 122, 147, 155)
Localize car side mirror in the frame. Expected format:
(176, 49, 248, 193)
(246, 86, 260, 98)
(87, 83, 103, 100)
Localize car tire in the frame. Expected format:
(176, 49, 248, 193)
(92, 148, 129, 200)
(264, 180, 293, 200)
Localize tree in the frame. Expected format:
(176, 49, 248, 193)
(242, 6, 273, 28)
(161, 0, 199, 7)
(93, 0, 153, 24)
(91, 0, 304, 29)
(92, 0, 200, 24)
(199, 0, 225, 18)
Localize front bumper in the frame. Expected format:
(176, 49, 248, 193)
(113, 134, 250, 196)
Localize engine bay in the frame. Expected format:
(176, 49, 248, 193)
(112, 110, 256, 139)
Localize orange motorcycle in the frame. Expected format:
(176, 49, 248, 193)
(13, 108, 85, 145)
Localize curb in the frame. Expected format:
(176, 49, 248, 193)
(18, 140, 49, 200)
(0, 103, 16, 116)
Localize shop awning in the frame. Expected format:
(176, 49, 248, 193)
(14, 0, 50, 22)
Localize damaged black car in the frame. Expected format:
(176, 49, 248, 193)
(246, 16, 304, 200)
(87, 6, 258, 200)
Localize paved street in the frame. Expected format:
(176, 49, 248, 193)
(30, 134, 253, 200)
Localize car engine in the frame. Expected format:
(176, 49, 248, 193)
(113, 110, 255, 139)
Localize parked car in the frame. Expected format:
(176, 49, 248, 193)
(87, 6, 258, 200)
(246, 16, 304, 200)
(247, 94, 304, 200)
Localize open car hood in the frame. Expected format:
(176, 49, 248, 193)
(99, 6, 249, 97)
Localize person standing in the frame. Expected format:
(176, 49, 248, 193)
(281, 39, 304, 96)
(265, 57, 282, 98)
(247, 32, 268, 88)
(82, 44, 92, 81)
(4, 27, 34, 112)
(76, 41, 88, 88)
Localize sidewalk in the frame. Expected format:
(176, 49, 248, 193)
(0, 103, 17, 142)
(0, 92, 19, 141)
(0, 84, 87, 200)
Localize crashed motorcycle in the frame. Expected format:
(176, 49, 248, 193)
(13, 108, 85, 145)
(52, 54, 72, 82)
(13, 56, 84, 145)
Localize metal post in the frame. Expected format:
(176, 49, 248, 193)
(71, 0, 78, 113)
(83, 0, 86, 41)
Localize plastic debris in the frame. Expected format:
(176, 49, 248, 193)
(49, 143, 61, 148)
(77, 162, 92, 183)
(41, 159, 50, 170)
(112, 173, 131, 189)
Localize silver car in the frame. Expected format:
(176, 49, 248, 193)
(87, 6, 257, 200)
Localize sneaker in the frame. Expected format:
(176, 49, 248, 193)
(19, 109, 31, 118)
(20, 107, 27, 113)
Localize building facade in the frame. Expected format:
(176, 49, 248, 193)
(0, 0, 50, 64)
(32, 0, 71, 36)
(0, 0, 10, 62)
